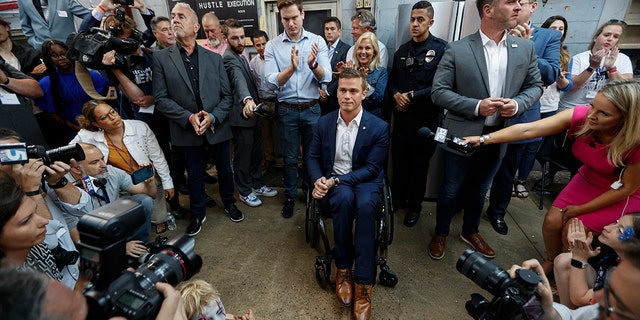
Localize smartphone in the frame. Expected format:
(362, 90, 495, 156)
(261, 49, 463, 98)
(130, 166, 154, 185)
(0, 142, 28, 165)
(113, 0, 134, 5)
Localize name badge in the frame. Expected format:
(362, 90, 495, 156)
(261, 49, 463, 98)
(0, 93, 20, 105)
(57, 10, 68, 18)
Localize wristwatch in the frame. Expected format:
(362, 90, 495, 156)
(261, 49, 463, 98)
(48, 177, 68, 189)
(479, 134, 491, 146)
(586, 67, 595, 73)
(570, 258, 589, 269)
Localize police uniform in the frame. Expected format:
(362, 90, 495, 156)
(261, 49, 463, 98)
(388, 33, 446, 216)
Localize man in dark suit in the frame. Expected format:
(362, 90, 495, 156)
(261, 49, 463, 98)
(153, 3, 243, 236)
(222, 18, 278, 208)
(318, 16, 350, 115)
(308, 68, 389, 320)
(428, 0, 542, 259)
(486, 0, 561, 235)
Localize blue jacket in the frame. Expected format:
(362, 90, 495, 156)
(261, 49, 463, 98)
(19, 0, 90, 50)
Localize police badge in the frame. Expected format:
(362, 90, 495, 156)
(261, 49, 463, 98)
(425, 49, 436, 63)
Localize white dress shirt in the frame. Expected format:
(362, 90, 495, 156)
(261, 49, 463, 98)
(332, 108, 363, 175)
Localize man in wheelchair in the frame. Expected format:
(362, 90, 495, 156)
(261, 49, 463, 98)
(307, 68, 389, 320)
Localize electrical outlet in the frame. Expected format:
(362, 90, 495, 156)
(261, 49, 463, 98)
(364, 0, 372, 8)
(356, 0, 363, 9)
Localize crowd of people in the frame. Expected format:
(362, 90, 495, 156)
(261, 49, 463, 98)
(0, 0, 638, 319)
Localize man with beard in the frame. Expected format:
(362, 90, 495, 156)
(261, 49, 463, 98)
(222, 18, 278, 207)
(63, 143, 155, 256)
(153, 3, 241, 236)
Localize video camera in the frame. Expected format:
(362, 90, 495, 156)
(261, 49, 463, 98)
(457, 249, 544, 320)
(78, 199, 202, 320)
(66, 8, 147, 70)
(0, 142, 85, 166)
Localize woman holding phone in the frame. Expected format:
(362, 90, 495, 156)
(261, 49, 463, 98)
(71, 100, 174, 256)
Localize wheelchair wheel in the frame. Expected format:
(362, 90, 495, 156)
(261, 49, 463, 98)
(383, 176, 394, 246)
(315, 261, 329, 289)
(378, 264, 398, 288)
(305, 195, 320, 248)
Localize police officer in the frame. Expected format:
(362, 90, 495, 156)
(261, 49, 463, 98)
(388, 1, 446, 227)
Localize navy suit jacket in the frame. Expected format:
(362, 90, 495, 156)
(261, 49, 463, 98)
(508, 27, 562, 143)
(223, 48, 259, 128)
(307, 109, 389, 187)
(324, 40, 350, 112)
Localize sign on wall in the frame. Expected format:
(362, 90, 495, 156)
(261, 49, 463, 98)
(166, 0, 259, 39)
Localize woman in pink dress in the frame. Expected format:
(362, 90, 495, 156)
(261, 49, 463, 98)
(464, 78, 640, 274)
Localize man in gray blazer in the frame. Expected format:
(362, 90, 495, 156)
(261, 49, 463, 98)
(18, 0, 89, 50)
(153, 3, 242, 236)
(428, 0, 542, 260)
(222, 18, 278, 208)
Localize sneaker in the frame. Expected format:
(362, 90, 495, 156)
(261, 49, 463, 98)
(225, 204, 244, 222)
(253, 185, 278, 197)
(240, 192, 262, 207)
(282, 198, 295, 218)
(186, 216, 206, 236)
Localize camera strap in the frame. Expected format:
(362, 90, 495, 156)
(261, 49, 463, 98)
(75, 61, 118, 101)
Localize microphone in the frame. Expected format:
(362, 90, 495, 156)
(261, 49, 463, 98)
(431, 127, 476, 154)
(93, 178, 108, 188)
(418, 127, 436, 139)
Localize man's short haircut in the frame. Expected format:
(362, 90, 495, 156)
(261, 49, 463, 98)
(412, 1, 434, 18)
(150, 16, 170, 31)
(0, 128, 22, 142)
(277, 0, 302, 12)
(338, 68, 367, 91)
(324, 16, 342, 30)
(476, 0, 496, 18)
(174, 2, 198, 20)
(251, 30, 269, 42)
(351, 9, 376, 33)
(0, 270, 49, 320)
(222, 18, 244, 37)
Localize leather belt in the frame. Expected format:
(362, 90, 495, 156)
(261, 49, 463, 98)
(261, 97, 276, 103)
(279, 99, 318, 110)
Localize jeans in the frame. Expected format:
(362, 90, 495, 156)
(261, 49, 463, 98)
(179, 142, 236, 219)
(435, 144, 502, 236)
(277, 103, 320, 199)
(126, 193, 154, 242)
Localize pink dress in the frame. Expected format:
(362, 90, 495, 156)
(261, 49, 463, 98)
(552, 105, 640, 232)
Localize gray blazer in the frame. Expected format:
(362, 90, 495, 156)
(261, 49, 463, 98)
(431, 31, 543, 156)
(153, 44, 233, 146)
(222, 48, 259, 128)
(18, 0, 90, 50)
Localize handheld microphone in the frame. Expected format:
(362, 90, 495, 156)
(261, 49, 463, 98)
(418, 127, 436, 139)
(432, 127, 475, 154)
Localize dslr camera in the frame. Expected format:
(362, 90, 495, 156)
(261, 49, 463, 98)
(457, 249, 544, 320)
(0, 142, 85, 166)
(78, 200, 202, 320)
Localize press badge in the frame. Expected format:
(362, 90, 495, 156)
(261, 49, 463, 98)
(0, 93, 20, 105)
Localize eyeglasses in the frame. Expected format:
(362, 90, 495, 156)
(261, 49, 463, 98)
(97, 108, 118, 121)
(609, 19, 628, 27)
(599, 268, 636, 320)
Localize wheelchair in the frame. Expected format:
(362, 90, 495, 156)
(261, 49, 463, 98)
(305, 176, 398, 289)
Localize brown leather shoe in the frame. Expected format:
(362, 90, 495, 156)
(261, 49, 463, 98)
(335, 268, 353, 306)
(460, 233, 496, 258)
(428, 235, 447, 260)
(353, 283, 372, 320)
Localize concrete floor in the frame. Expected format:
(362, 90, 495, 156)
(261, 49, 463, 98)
(159, 170, 564, 320)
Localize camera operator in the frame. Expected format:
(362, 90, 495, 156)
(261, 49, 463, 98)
(61, 142, 155, 257)
(0, 128, 82, 290)
(508, 257, 640, 320)
(0, 269, 187, 320)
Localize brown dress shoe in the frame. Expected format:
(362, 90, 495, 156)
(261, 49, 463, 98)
(460, 233, 496, 258)
(353, 283, 372, 320)
(428, 235, 447, 260)
(335, 268, 353, 306)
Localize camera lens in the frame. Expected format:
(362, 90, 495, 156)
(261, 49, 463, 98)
(456, 249, 511, 297)
(135, 235, 202, 287)
(45, 143, 85, 165)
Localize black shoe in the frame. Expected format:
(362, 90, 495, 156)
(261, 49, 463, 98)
(205, 173, 218, 184)
(205, 195, 217, 207)
(282, 198, 295, 218)
(404, 211, 420, 227)
(225, 204, 244, 222)
(176, 183, 190, 195)
(488, 215, 508, 235)
(186, 216, 206, 236)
